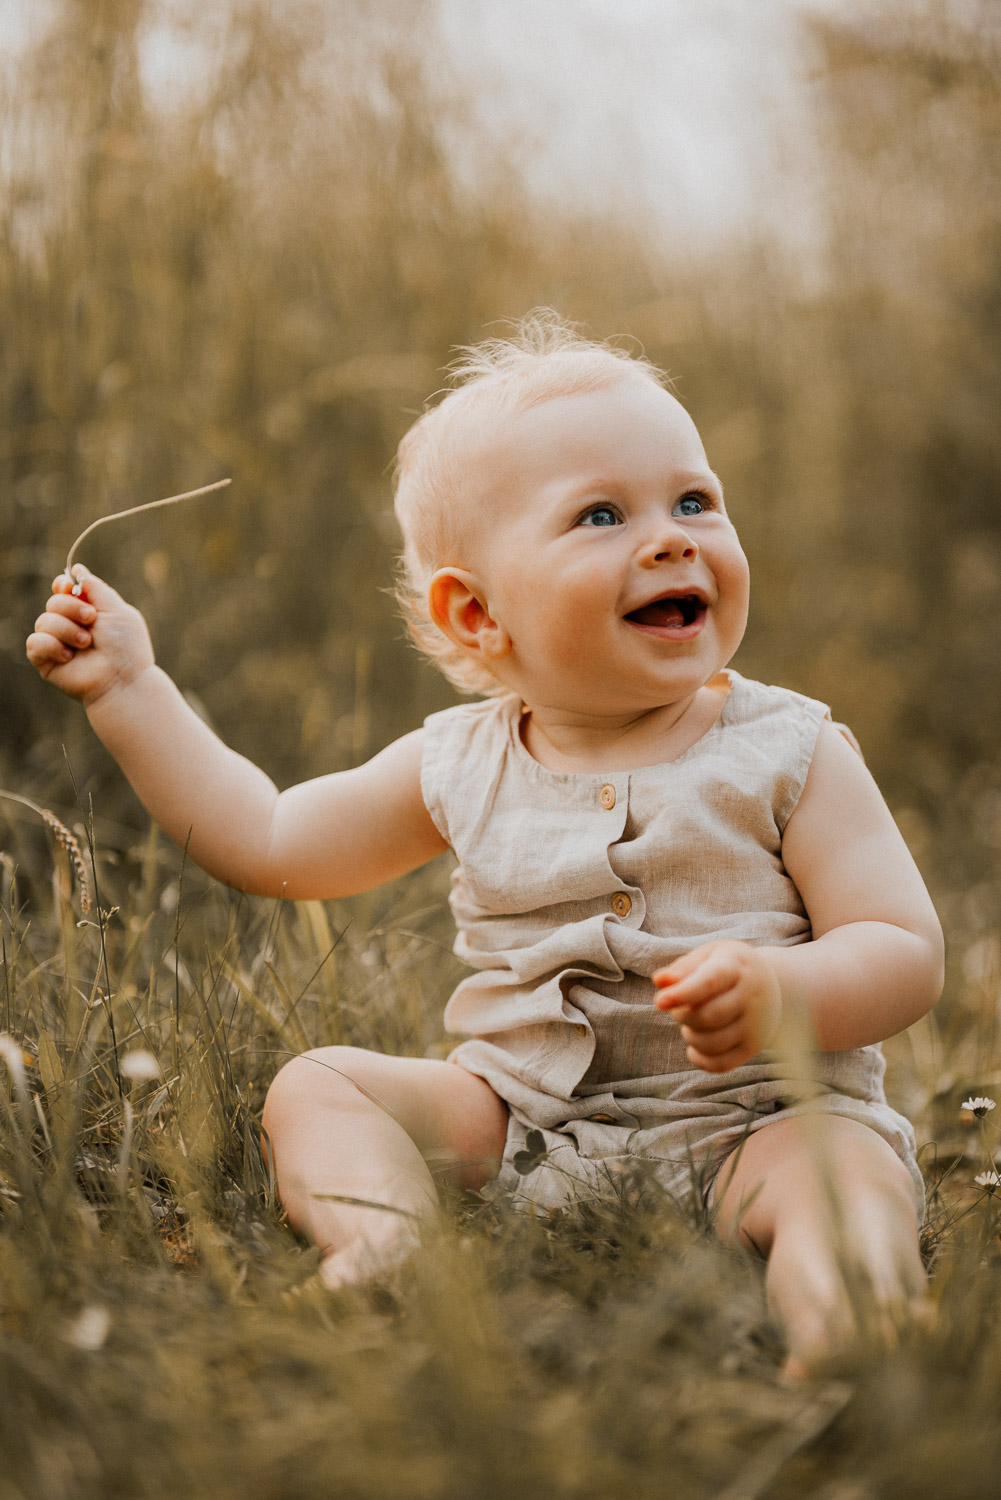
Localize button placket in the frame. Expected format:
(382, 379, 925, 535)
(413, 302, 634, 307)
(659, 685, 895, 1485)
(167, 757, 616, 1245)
(597, 778, 635, 921)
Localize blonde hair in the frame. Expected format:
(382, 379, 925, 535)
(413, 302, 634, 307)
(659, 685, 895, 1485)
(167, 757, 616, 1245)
(393, 310, 668, 695)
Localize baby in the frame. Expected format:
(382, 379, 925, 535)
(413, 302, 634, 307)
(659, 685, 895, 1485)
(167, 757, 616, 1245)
(27, 315, 943, 1374)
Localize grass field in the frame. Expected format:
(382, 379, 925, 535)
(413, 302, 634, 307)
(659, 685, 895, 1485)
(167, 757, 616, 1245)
(3, 1, 1001, 1494)
(2, 813, 1001, 1500)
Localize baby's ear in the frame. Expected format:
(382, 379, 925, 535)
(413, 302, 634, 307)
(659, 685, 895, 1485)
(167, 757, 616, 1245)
(428, 568, 511, 663)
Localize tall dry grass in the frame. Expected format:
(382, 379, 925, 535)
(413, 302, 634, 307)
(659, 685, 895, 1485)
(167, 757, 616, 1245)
(2, 0, 1001, 1493)
(4, 824, 1001, 1500)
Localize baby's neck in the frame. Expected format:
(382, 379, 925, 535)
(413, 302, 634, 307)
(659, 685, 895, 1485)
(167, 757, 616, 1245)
(519, 676, 730, 773)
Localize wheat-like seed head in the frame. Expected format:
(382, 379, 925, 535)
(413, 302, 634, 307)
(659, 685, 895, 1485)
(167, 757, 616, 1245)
(0, 791, 92, 913)
(39, 809, 92, 913)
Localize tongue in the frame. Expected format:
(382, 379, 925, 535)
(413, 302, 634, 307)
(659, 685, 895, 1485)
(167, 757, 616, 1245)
(631, 599, 686, 628)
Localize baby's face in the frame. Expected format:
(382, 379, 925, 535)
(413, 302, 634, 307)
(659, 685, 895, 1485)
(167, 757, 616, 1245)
(456, 376, 750, 718)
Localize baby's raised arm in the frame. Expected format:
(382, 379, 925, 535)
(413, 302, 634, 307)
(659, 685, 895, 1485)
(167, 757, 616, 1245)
(656, 719, 944, 1068)
(26, 569, 447, 898)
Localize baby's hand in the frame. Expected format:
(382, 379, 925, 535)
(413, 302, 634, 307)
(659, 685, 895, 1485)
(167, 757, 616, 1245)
(26, 567, 155, 708)
(652, 940, 782, 1072)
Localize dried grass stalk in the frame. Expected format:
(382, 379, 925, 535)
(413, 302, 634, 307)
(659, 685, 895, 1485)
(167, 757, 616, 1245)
(0, 791, 92, 912)
(64, 478, 231, 590)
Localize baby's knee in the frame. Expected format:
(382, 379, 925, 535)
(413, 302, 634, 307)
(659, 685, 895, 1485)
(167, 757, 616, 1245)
(262, 1045, 368, 1126)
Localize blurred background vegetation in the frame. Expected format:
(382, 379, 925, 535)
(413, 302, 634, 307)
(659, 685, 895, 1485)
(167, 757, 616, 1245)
(1, 0, 1000, 1118)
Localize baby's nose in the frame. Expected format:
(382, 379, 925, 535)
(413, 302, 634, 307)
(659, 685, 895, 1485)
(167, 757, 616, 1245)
(640, 520, 699, 564)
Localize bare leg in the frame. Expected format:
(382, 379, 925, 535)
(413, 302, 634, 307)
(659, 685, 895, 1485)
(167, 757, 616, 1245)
(262, 1048, 508, 1288)
(714, 1115, 926, 1376)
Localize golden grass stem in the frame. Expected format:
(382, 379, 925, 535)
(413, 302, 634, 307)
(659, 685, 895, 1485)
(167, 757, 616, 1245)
(64, 478, 232, 584)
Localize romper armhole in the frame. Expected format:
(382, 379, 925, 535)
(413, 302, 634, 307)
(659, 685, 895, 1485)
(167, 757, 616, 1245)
(420, 697, 514, 848)
(420, 710, 453, 846)
(834, 721, 864, 759)
(774, 700, 831, 835)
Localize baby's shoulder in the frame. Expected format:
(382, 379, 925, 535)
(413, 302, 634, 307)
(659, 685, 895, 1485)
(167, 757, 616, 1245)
(720, 673, 838, 832)
(420, 694, 522, 844)
(422, 693, 520, 755)
(725, 670, 830, 731)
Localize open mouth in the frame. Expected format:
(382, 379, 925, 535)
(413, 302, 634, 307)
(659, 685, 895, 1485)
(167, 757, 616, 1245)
(625, 593, 706, 631)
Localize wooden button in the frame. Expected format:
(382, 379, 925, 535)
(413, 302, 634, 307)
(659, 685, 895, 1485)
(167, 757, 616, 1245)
(589, 1113, 616, 1124)
(599, 784, 616, 809)
(611, 892, 632, 917)
(573, 1022, 588, 1036)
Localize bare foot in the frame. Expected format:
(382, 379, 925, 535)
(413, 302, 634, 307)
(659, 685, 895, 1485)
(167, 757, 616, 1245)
(316, 1220, 422, 1291)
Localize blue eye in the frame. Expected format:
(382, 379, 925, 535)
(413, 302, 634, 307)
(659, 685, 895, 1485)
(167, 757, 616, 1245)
(674, 494, 706, 517)
(579, 505, 621, 527)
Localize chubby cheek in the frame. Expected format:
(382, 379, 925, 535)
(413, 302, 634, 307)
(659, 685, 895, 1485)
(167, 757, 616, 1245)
(541, 585, 609, 655)
(718, 546, 750, 644)
(508, 594, 600, 683)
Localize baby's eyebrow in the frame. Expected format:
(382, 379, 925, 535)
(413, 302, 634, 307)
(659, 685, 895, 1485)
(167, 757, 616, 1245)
(566, 467, 722, 493)
(676, 469, 723, 492)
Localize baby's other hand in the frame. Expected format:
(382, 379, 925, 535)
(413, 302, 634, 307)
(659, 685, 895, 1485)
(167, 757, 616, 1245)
(652, 939, 782, 1072)
(26, 566, 155, 708)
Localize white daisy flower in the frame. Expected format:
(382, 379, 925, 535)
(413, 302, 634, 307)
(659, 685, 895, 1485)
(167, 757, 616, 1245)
(120, 1049, 160, 1082)
(974, 1171, 1001, 1193)
(65, 1305, 111, 1351)
(0, 1033, 29, 1101)
(962, 1096, 997, 1118)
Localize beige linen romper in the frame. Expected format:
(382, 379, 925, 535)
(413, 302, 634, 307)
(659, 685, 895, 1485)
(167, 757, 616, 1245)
(420, 670, 923, 1218)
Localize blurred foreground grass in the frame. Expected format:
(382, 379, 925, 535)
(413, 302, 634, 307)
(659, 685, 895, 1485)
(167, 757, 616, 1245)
(2, 828, 1001, 1500)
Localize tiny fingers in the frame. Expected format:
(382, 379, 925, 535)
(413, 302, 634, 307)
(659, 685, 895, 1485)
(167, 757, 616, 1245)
(40, 590, 96, 622)
(52, 567, 88, 596)
(655, 942, 779, 1071)
(655, 955, 740, 1011)
(651, 944, 712, 989)
(29, 592, 97, 664)
(679, 1016, 746, 1056)
(33, 608, 93, 651)
(672, 991, 743, 1033)
(684, 1040, 755, 1073)
(26, 630, 73, 668)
